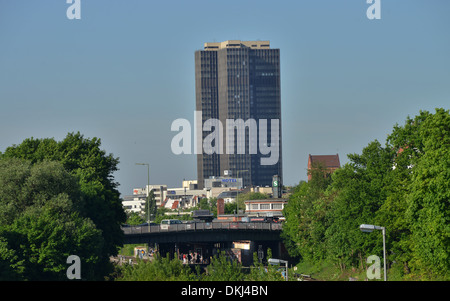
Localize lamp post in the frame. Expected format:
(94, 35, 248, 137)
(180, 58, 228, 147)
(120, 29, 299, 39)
(183, 178, 187, 206)
(268, 258, 288, 281)
(235, 169, 248, 219)
(360, 224, 387, 281)
(136, 163, 150, 231)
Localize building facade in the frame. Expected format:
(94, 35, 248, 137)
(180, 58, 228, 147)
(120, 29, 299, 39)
(122, 183, 206, 214)
(195, 40, 282, 189)
(307, 154, 340, 181)
(122, 185, 168, 214)
(244, 199, 287, 217)
(204, 176, 243, 190)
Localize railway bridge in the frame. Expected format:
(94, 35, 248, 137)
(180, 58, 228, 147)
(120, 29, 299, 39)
(122, 222, 287, 264)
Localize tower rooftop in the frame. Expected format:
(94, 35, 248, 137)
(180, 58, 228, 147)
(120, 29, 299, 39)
(204, 40, 270, 50)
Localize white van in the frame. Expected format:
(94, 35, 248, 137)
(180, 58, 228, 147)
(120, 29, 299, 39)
(160, 219, 182, 230)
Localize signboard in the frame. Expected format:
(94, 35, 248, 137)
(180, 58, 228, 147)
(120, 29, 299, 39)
(222, 178, 237, 183)
(272, 175, 282, 198)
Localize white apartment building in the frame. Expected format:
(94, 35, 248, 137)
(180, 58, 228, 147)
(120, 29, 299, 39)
(122, 185, 167, 214)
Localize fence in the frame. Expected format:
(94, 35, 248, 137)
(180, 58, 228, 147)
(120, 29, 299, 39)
(122, 222, 282, 235)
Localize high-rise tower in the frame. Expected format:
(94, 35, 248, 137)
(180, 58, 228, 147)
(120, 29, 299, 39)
(195, 40, 282, 189)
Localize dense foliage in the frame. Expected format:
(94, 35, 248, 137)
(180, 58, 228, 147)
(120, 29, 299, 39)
(116, 250, 288, 281)
(0, 132, 126, 280)
(282, 109, 450, 280)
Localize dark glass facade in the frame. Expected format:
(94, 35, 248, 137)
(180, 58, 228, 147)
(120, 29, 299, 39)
(195, 41, 282, 189)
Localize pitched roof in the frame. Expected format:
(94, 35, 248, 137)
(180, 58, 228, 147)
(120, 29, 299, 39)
(308, 154, 340, 168)
(171, 200, 179, 210)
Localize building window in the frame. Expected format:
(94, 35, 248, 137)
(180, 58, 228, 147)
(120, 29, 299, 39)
(272, 203, 283, 210)
(251, 204, 259, 210)
(260, 204, 270, 210)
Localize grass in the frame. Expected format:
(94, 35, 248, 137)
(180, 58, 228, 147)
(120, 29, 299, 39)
(294, 260, 406, 281)
(119, 244, 148, 257)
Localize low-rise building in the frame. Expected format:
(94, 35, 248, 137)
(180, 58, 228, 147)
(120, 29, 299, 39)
(122, 194, 146, 213)
(244, 199, 287, 217)
(164, 187, 208, 209)
(250, 186, 273, 195)
(122, 185, 167, 214)
(133, 185, 168, 206)
(307, 154, 340, 181)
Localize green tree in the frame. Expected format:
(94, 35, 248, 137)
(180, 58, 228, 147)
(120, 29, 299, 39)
(198, 197, 209, 210)
(224, 202, 238, 214)
(192, 197, 217, 217)
(281, 163, 333, 262)
(144, 190, 157, 222)
(126, 212, 145, 225)
(117, 253, 195, 281)
(246, 249, 285, 281)
(280, 181, 306, 259)
(208, 197, 218, 216)
(0, 159, 104, 280)
(325, 140, 394, 270)
(236, 191, 269, 213)
(0, 236, 21, 280)
(204, 251, 245, 281)
(403, 109, 450, 278)
(378, 108, 450, 278)
(282, 108, 450, 280)
(1, 132, 127, 277)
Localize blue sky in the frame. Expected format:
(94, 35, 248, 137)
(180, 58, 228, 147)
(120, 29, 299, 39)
(1, 0, 449, 196)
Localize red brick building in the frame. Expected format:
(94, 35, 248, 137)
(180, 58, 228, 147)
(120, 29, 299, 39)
(307, 154, 340, 181)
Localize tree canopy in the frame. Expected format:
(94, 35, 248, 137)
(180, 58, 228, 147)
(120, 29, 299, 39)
(282, 108, 450, 280)
(0, 132, 126, 280)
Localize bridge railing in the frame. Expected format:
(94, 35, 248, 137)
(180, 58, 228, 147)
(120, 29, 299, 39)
(122, 222, 282, 235)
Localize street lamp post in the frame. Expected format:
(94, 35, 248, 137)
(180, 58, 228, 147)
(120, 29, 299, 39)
(183, 178, 187, 206)
(268, 258, 289, 281)
(136, 163, 150, 231)
(236, 170, 248, 219)
(360, 224, 387, 281)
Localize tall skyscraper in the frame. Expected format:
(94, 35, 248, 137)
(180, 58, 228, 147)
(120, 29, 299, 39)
(195, 40, 282, 189)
